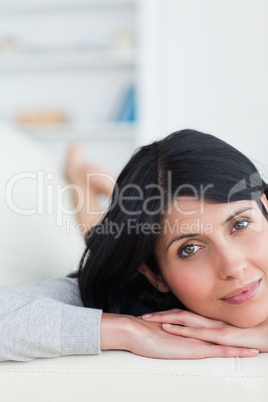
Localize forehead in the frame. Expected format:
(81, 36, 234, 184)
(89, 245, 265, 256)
(170, 197, 253, 214)
(162, 197, 257, 229)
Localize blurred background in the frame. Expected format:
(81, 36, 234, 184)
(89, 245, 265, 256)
(0, 0, 268, 172)
(0, 0, 268, 284)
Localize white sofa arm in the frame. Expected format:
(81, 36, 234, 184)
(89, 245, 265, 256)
(0, 351, 268, 402)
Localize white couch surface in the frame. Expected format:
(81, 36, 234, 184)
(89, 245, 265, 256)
(1, 352, 268, 402)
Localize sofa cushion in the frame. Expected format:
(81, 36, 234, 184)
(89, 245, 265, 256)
(0, 122, 84, 284)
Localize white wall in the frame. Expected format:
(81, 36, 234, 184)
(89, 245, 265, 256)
(139, 0, 268, 169)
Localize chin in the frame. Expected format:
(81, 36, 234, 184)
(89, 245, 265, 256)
(225, 312, 268, 328)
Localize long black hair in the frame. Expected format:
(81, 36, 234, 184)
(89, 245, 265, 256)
(70, 129, 268, 315)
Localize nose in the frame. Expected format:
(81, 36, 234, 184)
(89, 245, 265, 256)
(214, 244, 247, 280)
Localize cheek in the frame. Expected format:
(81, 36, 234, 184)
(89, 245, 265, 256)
(164, 267, 211, 309)
(246, 227, 268, 269)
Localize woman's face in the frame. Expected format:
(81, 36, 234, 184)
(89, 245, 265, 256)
(152, 196, 268, 328)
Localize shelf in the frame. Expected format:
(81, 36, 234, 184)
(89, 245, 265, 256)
(0, 0, 141, 173)
(16, 121, 138, 141)
(0, 49, 137, 72)
(0, 0, 137, 14)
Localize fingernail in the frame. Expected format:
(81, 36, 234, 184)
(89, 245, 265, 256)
(162, 323, 172, 328)
(249, 349, 259, 354)
(142, 314, 152, 319)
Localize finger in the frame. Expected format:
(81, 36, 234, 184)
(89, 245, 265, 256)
(162, 324, 252, 348)
(142, 308, 184, 316)
(142, 310, 226, 329)
(193, 343, 259, 359)
(174, 337, 259, 359)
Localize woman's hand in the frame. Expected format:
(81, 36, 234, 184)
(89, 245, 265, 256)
(141, 308, 268, 353)
(100, 312, 259, 359)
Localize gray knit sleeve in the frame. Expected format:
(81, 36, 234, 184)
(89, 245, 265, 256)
(0, 277, 102, 361)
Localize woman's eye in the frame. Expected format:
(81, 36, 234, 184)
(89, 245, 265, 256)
(179, 244, 200, 258)
(231, 219, 251, 233)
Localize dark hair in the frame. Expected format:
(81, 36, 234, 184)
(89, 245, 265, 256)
(70, 129, 268, 315)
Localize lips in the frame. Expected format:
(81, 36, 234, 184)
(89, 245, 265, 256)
(220, 279, 261, 300)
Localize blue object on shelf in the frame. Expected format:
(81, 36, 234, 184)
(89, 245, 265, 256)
(115, 86, 136, 122)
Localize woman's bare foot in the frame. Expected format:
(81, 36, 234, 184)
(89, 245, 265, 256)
(65, 143, 115, 197)
(65, 143, 116, 237)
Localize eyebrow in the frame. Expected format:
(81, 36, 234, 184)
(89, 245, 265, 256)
(166, 207, 253, 251)
(223, 207, 252, 225)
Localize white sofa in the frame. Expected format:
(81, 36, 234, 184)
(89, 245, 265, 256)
(0, 123, 267, 402)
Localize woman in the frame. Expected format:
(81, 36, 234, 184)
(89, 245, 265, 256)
(1, 129, 267, 361)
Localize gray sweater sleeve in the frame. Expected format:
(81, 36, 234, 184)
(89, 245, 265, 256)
(0, 277, 102, 361)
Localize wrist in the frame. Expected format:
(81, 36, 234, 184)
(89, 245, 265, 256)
(100, 312, 137, 352)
